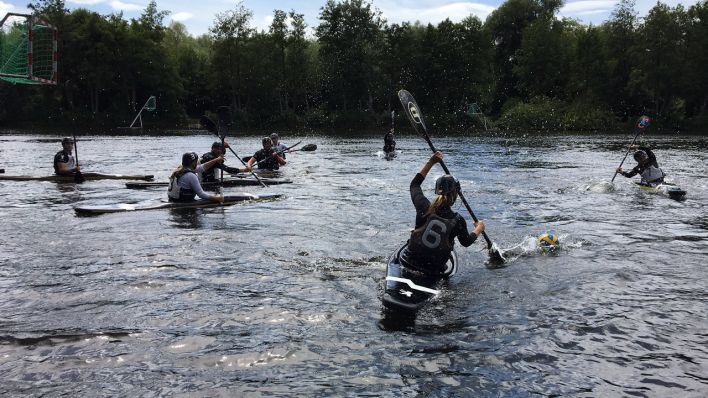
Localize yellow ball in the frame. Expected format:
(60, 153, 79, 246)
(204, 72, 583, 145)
(538, 233, 559, 251)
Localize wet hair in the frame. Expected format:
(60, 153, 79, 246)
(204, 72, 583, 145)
(425, 191, 458, 218)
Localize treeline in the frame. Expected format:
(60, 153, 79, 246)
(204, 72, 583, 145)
(1, 0, 707, 133)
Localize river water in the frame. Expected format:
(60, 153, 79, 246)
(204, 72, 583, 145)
(0, 132, 706, 397)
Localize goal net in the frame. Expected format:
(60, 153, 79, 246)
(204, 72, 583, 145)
(0, 13, 57, 85)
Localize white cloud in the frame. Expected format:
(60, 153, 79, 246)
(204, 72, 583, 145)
(560, 0, 615, 15)
(0, 1, 16, 17)
(68, 0, 106, 5)
(171, 12, 193, 22)
(381, 2, 497, 25)
(109, 0, 143, 12)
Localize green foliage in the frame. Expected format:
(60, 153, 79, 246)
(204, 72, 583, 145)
(1, 0, 707, 133)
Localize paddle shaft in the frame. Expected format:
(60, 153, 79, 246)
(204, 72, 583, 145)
(71, 134, 85, 183)
(223, 143, 268, 188)
(611, 124, 644, 183)
(420, 134, 494, 248)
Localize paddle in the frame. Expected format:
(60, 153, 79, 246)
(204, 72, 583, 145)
(241, 143, 317, 164)
(199, 115, 268, 188)
(611, 115, 651, 183)
(72, 134, 85, 183)
(0, 169, 4, 173)
(397, 89, 505, 265)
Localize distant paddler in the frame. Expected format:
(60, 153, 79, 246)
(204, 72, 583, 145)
(168, 152, 224, 203)
(246, 137, 287, 171)
(270, 133, 289, 158)
(200, 142, 248, 182)
(53, 137, 81, 176)
(399, 151, 486, 274)
(383, 128, 396, 154)
(616, 144, 665, 187)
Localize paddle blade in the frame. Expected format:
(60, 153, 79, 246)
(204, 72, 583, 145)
(636, 115, 650, 129)
(488, 245, 506, 266)
(397, 89, 428, 134)
(301, 144, 317, 151)
(199, 115, 219, 135)
(74, 172, 85, 183)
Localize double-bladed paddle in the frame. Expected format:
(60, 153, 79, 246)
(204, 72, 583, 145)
(199, 115, 268, 188)
(611, 115, 651, 183)
(72, 134, 85, 183)
(242, 142, 318, 166)
(397, 89, 505, 265)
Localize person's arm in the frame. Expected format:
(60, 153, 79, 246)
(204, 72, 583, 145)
(456, 216, 486, 247)
(419, 151, 442, 177)
(184, 172, 223, 202)
(410, 152, 443, 215)
(273, 151, 287, 166)
(246, 152, 258, 169)
(201, 155, 224, 171)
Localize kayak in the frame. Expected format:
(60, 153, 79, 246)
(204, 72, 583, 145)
(381, 243, 457, 315)
(125, 178, 292, 189)
(634, 182, 686, 200)
(74, 193, 282, 215)
(0, 173, 154, 182)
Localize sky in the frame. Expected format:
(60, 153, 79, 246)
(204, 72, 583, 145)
(1, 0, 703, 36)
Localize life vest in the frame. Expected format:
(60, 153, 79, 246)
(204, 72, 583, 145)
(639, 165, 665, 187)
(403, 214, 457, 274)
(167, 169, 197, 202)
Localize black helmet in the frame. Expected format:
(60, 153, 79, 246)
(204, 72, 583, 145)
(262, 137, 272, 146)
(61, 137, 73, 145)
(182, 152, 198, 166)
(633, 150, 648, 162)
(435, 174, 460, 195)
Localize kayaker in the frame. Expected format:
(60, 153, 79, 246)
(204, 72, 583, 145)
(53, 137, 81, 176)
(200, 142, 247, 182)
(616, 144, 665, 187)
(383, 128, 396, 154)
(400, 151, 486, 274)
(246, 137, 287, 170)
(168, 152, 224, 203)
(270, 133, 288, 159)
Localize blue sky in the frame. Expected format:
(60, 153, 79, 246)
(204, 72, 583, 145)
(1, 0, 702, 36)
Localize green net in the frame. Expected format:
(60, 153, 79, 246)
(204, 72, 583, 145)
(1, 15, 56, 85)
(145, 96, 156, 111)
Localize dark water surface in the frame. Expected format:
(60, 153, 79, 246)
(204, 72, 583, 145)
(1, 132, 706, 397)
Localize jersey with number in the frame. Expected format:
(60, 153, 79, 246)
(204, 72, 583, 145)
(404, 214, 458, 273)
(400, 173, 478, 274)
(53, 150, 76, 175)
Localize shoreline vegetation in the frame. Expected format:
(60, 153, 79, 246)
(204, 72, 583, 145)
(1, 0, 707, 134)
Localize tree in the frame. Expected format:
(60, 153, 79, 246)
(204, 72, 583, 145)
(316, 0, 385, 112)
(209, 2, 254, 112)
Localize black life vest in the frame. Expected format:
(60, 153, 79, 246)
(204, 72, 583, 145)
(403, 214, 457, 274)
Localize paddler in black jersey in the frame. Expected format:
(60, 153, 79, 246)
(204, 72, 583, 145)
(383, 128, 396, 154)
(53, 137, 81, 176)
(616, 144, 665, 187)
(168, 152, 224, 203)
(400, 151, 486, 274)
(246, 137, 287, 171)
(200, 142, 247, 183)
